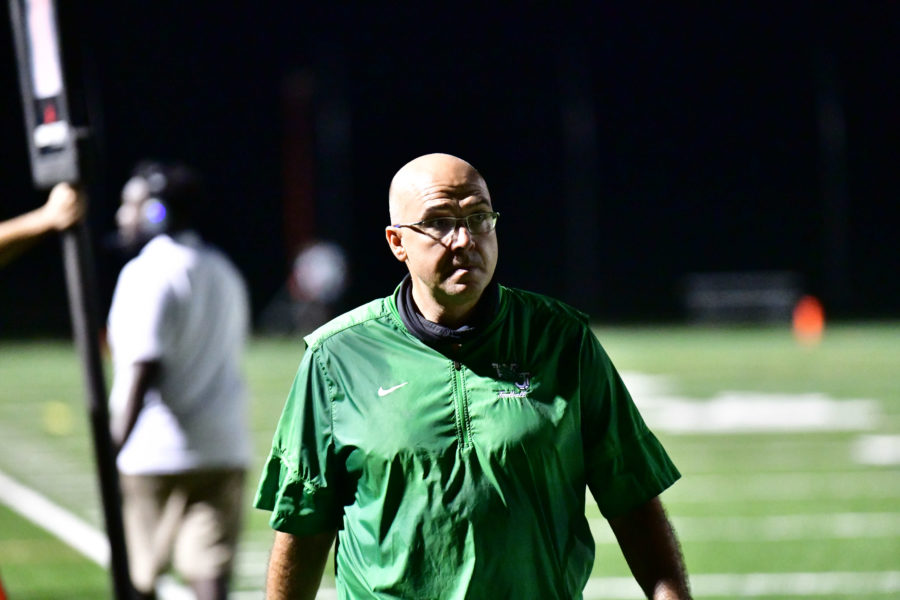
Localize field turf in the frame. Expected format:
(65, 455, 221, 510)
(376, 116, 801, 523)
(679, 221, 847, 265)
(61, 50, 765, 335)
(1, 323, 897, 598)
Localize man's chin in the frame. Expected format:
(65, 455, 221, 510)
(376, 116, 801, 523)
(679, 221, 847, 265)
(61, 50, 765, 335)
(440, 275, 486, 301)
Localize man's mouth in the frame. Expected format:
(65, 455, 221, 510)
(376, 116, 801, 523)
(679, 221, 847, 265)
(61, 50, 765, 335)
(451, 255, 479, 269)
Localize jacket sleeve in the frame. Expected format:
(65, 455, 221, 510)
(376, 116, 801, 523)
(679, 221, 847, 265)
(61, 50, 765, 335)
(254, 347, 344, 535)
(579, 329, 681, 519)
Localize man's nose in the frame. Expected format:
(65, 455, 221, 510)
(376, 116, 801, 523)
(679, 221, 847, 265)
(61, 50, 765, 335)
(116, 203, 136, 228)
(448, 222, 473, 248)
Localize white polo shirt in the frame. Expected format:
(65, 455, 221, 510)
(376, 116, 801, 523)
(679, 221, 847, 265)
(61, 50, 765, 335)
(108, 232, 251, 475)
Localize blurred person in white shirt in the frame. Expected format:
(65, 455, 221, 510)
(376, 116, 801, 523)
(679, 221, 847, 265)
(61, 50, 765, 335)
(107, 161, 251, 600)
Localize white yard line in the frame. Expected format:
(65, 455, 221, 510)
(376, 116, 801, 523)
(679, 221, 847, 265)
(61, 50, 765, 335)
(853, 434, 900, 465)
(636, 391, 878, 434)
(620, 372, 881, 435)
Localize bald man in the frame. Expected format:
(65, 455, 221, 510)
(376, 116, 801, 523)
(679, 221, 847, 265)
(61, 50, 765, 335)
(255, 154, 691, 599)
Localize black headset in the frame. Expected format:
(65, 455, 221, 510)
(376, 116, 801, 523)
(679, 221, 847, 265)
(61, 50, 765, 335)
(122, 161, 201, 238)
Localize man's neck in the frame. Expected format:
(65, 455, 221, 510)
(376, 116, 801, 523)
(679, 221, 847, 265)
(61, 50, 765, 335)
(410, 285, 479, 329)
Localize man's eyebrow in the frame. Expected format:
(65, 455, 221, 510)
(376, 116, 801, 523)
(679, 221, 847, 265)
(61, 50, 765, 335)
(416, 194, 491, 218)
(420, 206, 491, 220)
(418, 205, 455, 218)
(460, 201, 493, 214)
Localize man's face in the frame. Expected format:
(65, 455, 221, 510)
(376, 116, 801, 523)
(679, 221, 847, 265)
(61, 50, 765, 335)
(387, 156, 499, 319)
(116, 175, 167, 248)
(116, 176, 149, 247)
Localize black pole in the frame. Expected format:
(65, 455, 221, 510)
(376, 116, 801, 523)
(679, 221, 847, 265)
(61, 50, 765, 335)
(7, 1, 133, 597)
(60, 222, 133, 600)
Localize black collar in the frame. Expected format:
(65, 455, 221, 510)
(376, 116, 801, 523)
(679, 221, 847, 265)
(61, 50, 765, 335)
(396, 274, 499, 350)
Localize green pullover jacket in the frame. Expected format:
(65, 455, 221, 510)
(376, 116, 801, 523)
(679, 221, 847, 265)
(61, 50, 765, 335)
(255, 283, 679, 599)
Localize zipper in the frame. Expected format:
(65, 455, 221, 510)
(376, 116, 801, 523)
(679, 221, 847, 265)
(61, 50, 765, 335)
(451, 360, 471, 448)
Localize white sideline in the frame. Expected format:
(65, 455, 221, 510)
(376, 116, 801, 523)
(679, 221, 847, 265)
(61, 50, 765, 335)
(0, 467, 337, 600)
(0, 469, 109, 566)
(0, 469, 198, 599)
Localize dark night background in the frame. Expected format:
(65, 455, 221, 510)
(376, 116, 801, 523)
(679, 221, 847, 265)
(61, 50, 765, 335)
(1, 2, 897, 337)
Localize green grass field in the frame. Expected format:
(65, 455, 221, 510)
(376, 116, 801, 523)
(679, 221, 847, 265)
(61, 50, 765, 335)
(1, 323, 898, 599)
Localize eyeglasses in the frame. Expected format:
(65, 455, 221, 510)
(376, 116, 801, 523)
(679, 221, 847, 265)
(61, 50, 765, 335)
(391, 211, 500, 239)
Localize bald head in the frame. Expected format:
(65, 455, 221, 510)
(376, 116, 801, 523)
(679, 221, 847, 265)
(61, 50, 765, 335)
(384, 153, 498, 326)
(389, 153, 489, 223)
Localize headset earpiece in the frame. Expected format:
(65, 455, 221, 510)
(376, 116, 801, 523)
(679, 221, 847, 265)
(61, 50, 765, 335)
(140, 197, 169, 236)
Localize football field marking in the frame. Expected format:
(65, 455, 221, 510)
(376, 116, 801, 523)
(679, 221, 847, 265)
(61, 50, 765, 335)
(621, 372, 879, 434)
(0, 469, 109, 566)
(0, 468, 192, 599)
(0, 466, 324, 600)
(853, 434, 900, 465)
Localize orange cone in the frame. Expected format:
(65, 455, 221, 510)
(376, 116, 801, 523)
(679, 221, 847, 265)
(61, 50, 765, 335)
(793, 295, 825, 345)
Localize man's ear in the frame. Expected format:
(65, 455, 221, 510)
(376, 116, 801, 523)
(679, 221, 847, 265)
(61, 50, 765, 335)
(385, 227, 407, 262)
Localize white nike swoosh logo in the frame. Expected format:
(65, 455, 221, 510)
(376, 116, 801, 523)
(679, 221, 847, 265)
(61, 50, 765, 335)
(377, 382, 409, 396)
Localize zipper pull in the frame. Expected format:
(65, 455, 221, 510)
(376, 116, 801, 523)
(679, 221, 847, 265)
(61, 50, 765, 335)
(452, 343, 463, 370)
